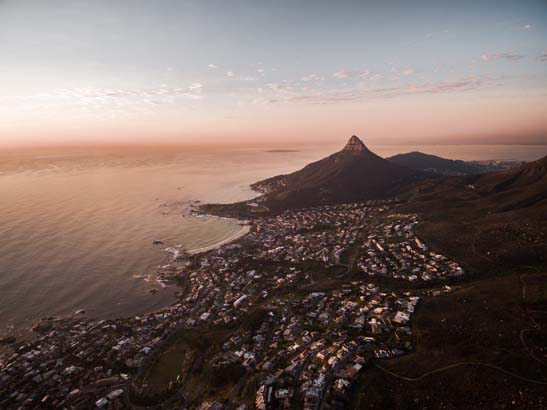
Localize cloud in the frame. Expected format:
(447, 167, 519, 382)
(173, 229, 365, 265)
(405, 76, 499, 94)
(56, 85, 204, 100)
(207, 64, 218, 69)
(539, 50, 547, 62)
(189, 82, 203, 91)
(480, 52, 525, 62)
(425, 33, 433, 39)
(359, 70, 387, 81)
(5, 83, 206, 116)
(332, 69, 379, 81)
(522, 24, 532, 30)
(402, 68, 415, 76)
(257, 68, 265, 73)
(266, 82, 293, 93)
(223, 70, 257, 81)
(333, 70, 354, 79)
(281, 76, 501, 105)
(301, 74, 323, 82)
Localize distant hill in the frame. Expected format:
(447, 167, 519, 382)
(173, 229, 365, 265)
(252, 136, 431, 211)
(387, 151, 519, 176)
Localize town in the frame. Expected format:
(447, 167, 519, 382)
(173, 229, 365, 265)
(357, 214, 464, 281)
(0, 200, 464, 410)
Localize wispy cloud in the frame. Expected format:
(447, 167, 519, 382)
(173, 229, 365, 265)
(223, 70, 257, 81)
(207, 64, 218, 69)
(333, 69, 385, 81)
(522, 24, 532, 30)
(275, 76, 501, 105)
(366, 73, 384, 81)
(301, 74, 323, 82)
(266, 82, 294, 93)
(1, 84, 205, 116)
(538, 50, 547, 62)
(188, 82, 203, 91)
(386, 66, 415, 77)
(481, 51, 525, 62)
(358, 70, 385, 81)
(66, 85, 203, 100)
(333, 70, 354, 79)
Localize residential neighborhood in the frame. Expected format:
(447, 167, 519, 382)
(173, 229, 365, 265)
(0, 200, 463, 410)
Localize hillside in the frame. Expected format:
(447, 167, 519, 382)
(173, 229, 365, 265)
(357, 157, 547, 409)
(252, 136, 431, 211)
(404, 155, 547, 274)
(387, 151, 517, 176)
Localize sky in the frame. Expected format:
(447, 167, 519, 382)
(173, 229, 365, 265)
(0, 0, 546, 147)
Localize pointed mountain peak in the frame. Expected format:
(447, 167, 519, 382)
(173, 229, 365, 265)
(343, 135, 368, 154)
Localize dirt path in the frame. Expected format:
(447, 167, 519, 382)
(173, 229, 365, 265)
(374, 361, 547, 385)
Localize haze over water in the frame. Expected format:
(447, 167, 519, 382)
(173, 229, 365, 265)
(0, 142, 545, 338)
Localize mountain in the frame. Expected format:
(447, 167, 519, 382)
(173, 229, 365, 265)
(405, 155, 547, 273)
(252, 136, 431, 211)
(411, 155, 547, 213)
(386, 151, 513, 176)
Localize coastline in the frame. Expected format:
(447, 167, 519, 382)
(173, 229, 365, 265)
(187, 222, 250, 255)
(0, 211, 252, 342)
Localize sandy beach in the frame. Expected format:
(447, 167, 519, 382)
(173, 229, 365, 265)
(187, 223, 251, 255)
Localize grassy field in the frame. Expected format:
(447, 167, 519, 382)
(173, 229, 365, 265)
(139, 345, 189, 385)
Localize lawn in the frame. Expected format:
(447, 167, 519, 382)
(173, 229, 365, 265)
(140, 345, 189, 385)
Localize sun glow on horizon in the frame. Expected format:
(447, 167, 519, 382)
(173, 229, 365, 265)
(0, 0, 546, 147)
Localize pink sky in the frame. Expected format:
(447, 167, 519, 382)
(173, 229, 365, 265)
(0, 0, 546, 147)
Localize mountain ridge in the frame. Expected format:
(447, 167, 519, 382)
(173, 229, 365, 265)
(403, 154, 547, 273)
(387, 151, 521, 176)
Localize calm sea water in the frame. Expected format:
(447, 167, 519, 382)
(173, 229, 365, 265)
(0, 143, 545, 338)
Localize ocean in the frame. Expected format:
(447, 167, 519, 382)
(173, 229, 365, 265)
(0, 143, 545, 338)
